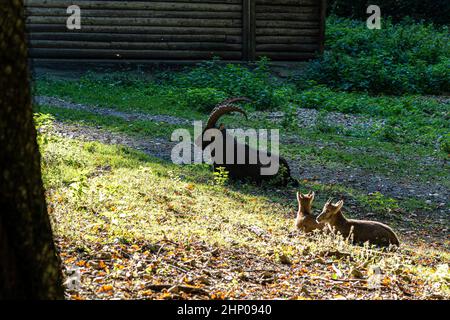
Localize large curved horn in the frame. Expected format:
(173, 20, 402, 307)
(205, 98, 250, 130)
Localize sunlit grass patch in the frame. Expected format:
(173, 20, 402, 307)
(39, 127, 449, 299)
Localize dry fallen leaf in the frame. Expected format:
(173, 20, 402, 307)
(98, 285, 113, 293)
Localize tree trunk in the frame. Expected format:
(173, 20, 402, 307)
(0, 0, 64, 299)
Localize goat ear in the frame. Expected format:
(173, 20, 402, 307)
(297, 192, 302, 202)
(335, 200, 344, 211)
(310, 191, 315, 201)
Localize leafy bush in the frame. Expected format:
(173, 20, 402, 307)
(184, 88, 228, 112)
(328, 0, 450, 25)
(297, 17, 450, 95)
(166, 57, 292, 111)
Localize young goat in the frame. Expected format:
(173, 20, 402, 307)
(316, 199, 400, 247)
(295, 191, 325, 233)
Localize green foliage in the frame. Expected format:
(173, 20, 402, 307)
(298, 16, 450, 95)
(328, 0, 450, 25)
(184, 88, 228, 112)
(213, 166, 229, 186)
(167, 57, 292, 110)
(315, 110, 340, 134)
(280, 104, 298, 131)
(439, 133, 450, 154)
(362, 192, 400, 214)
(34, 112, 55, 148)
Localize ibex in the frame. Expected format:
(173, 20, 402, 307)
(198, 97, 298, 186)
(295, 191, 325, 233)
(316, 199, 400, 247)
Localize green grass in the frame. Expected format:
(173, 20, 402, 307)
(36, 74, 204, 120)
(38, 126, 450, 299)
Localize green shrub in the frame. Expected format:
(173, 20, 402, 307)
(168, 57, 291, 111)
(328, 0, 450, 25)
(184, 88, 228, 112)
(297, 17, 450, 95)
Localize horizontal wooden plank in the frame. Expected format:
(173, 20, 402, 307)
(256, 35, 318, 44)
(256, 52, 317, 61)
(256, 28, 320, 36)
(256, 12, 319, 20)
(27, 16, 242, 28)
(29, 32, 242, 43)
(255, 20, 319, 28)
(26, 8, 242, 19)
(25, 1, 242, 11)
(29, 40, 242, 51)
(256, 0, 317, 5)
(27, 25, 243, 35)
(256, 5, 319, 13)
(29, 59, 246, 67)
(29, 48, 242, 59)
(256, 43, 318, 52)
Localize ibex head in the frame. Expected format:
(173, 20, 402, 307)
(316, 199, 344, 224)
(296, 191, 315, 215)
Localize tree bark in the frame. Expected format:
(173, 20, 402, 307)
(0, 0, 64, 299)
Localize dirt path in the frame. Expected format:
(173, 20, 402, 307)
(36, 96, 191, 126)
(36, 95, 381, 130)
(50, 120, 176, 161)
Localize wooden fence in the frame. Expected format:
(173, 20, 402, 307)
(25, 0, 326, 62)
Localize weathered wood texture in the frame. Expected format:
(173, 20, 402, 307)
(25, 0, 325, 61)
(255, 0, 324, 60)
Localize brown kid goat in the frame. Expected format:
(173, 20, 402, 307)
(316, 199, 400, 247)
(295, 191, 325, 233)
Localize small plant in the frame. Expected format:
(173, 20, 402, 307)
(364, 192, 400, 213)
(213, 166, 229, 186)
(373, 119, 407, 143)
(34, 113, 55, 149)
(69, 175, 88, 203)
(267, 162, 290, 187)
(315, 110, 340, 134)
(281, 104, 298, 131)
(439, 133, 450, 154)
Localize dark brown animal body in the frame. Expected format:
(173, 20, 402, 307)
(200, 98, 298, 186)
(317, 200, 400, 247)
(295, 192, 325, 233)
